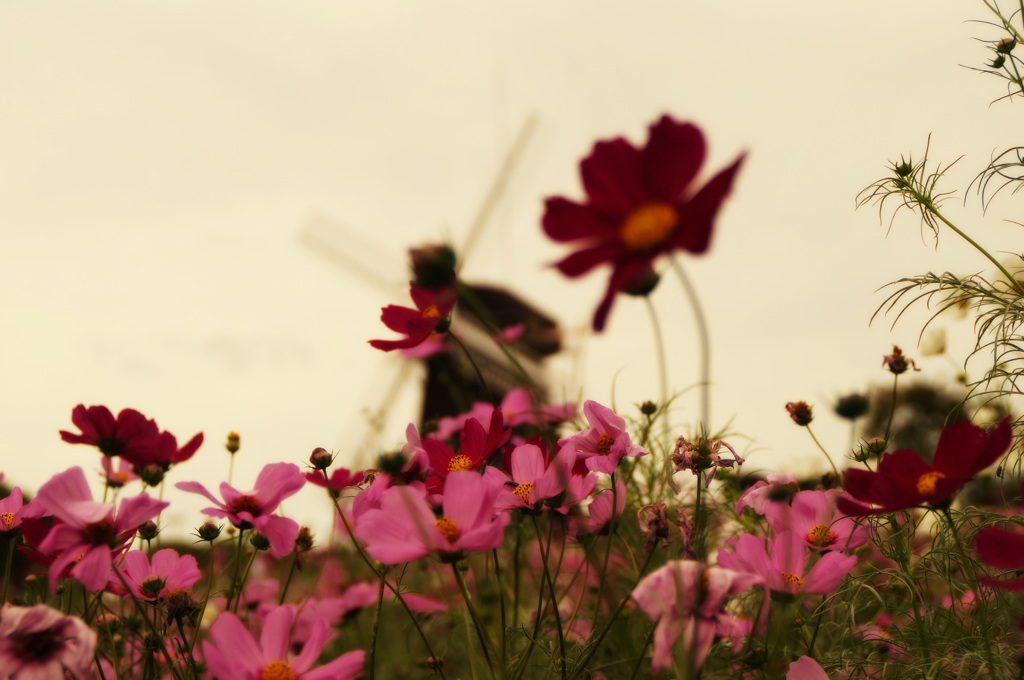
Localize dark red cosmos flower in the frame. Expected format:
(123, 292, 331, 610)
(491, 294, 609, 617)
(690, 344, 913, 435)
(59, 404, 160, 461)
(838, 417, 1012, 515)
(542, 115, 745, 331)
(423, 410, 510, 495)
(129, 430, 204, 472)
(369, 284, 456, 351)
(975, 523, 1024, 590)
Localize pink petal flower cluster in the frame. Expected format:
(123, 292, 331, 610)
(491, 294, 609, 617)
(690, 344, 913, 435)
(764, 490, 867, 552)
(718, 531, 857, 596)
(631, 560, 758, 673)
(35, 466, 168, 593)
(203, 604, 364, 680)
(559, 400, 648, 474)
(120, 548, 201, 601)
(0, 604, 96, 680)
(354, 471, 510, 564)
(484, 442, 578, 512)
(176, 462, 305, 558)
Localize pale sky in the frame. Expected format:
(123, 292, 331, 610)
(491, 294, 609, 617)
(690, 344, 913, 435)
(2, 1, 1021, 538)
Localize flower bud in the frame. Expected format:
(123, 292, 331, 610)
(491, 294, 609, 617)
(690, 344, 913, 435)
(997, 38, 1016, 54)
(249, 531, 271, 551)
(138, 464, 165, 487)
(295, 526, 315, 553)
(785, 401, 814, 426)
(137, 521, 159, 542)
(640, 401, 658, 416)
(226, 432, 241, 455)
(882, 345, 917, 375)
(196, 521, 223, 542)
(309, 447, 334, 471)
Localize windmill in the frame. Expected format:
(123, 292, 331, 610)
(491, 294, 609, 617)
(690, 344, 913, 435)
(298, 116, 567, 459)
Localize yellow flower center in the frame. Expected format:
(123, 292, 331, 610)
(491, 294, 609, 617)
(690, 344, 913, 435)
(1, 512, 14, 530)
(436, 517, 461, 543)
(513, 482, 534, 503)
(782, 572, 804, 589)
(260, 660, 296, 680)
(916, 471, 946, 496)
(620, 202, 678, 252)
(596, 433, 615, 455)
(422, 304, 441, 319)
(447, 454, 473, 472)
(806, 524, 836, 548)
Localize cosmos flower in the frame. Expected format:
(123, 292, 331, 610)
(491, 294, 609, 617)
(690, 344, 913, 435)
(559, 400, 648, 474)
(718, 531, 857, 596)
(631, 560, 758, 673)
(0, 604, 96, 680)
(202, 605, 364, 680)
(838, 417, 1013, 515)
(369, 283, 456, 352)
(975, 524, 1024, 590)
(353, 471, 510, 564)
(423, 410, 509, 494)
(176, 462, 305, 558)
(59, 404, 160, 461)
(542, 114, 745, 331)
(119, 548, 201, 602)
(765, 490, 867, 551)
(483, 442, 575, 511)
(35, 466, 168, 593)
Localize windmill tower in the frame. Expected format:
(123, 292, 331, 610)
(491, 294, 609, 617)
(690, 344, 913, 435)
(298, 116, 565, 444)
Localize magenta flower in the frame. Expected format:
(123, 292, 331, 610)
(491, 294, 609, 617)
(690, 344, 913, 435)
(35, 466, 168, 593)
(718, 531, 856, 596)
(483, 442, 575, 511)
(559, 400, 648, 474)
(787, 656, 830, 680)
(765, 490, 867, 551)
(631, 560, 758, 673)
(735, 473, 798, 515)
(839, 417, 1012, 515)
(542, 115, 745, 331)
(354, 470, 510, 564)
(369, 283, 456, 352)
(304, 466, 366, 496)
(0, 488, 44, 534)
(120, 548, 201, 601)
(131, 430, 204, 471)
(176, 462, 304, 558)
(578, 478, 626, 534)
(0, 604, 97, 680)
(423, 410, 510, 494)
(59, 404, 160, 460)
(202, 604, 364, 680)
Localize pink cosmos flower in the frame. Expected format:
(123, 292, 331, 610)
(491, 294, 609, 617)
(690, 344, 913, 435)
(735, 473, 798, 515)
(131, 430, 204, 472)
(120, 548, 201, 601)
(202, 604, 364, 680)
(577, 478, 626, 534)
(176, 462, 304, 558)
(354, 470, 510, 564)
(60, 404, 161, 461)
(0, 488, 44, 534)
(101, 457, 140, 488)
(718, 531, 857, 596)
(484, 442, 576, 511)
(631, 560, 758, 673)
(765, 490, 868, 551)
(559, 400, 647, 474)
(369, 283, 456, 352)
(434, 388, 575, 441)
(0, 604, 97, 680)
(788, 656, 830, 680)
(35, 466, 168, 593)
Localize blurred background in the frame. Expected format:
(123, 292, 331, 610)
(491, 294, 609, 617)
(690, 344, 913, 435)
(1, 1, 1021, 538)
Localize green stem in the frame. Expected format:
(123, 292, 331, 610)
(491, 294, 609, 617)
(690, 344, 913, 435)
(913, 190, 1024, 297)
(884, 374, 899, 445)
(233, 545, 260, 613)
(277, 552, 300, 605)
(2, 534, 15, 604)
(531, 515, 566, 680)
(670, 257, 712, 435)
(644, 297, 668, 413)
(226, 528, 246, 612)
(367, 568, 387, 680)
(804, 424, 841, 478)
(188, 539, 217, 655)
(448, 331, 495, 402)
(452, 562, 499, 679)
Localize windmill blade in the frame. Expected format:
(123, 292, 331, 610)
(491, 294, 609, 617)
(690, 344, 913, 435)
(349, 357, 422, 467)
(297, 211, 405, 297)
(456, 113, 539, 272)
